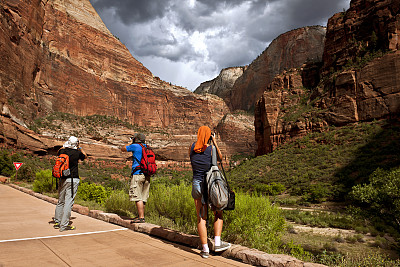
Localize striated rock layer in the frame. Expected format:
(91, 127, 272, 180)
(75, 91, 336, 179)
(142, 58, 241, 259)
(318, 0, 400, 125)
(255, 0, 400, 156)
(0, 0, 252, 161)
(254, 69, 327, 156)
(229, 26, 326, 111)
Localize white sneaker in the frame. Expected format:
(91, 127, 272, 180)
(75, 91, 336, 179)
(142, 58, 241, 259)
(214, 241, 231, 252)
(200, 251, 209, 258)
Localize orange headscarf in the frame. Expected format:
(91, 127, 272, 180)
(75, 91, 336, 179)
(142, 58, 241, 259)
(194, 126, 211, 153)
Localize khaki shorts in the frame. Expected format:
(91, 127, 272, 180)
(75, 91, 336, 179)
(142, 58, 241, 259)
(129, 174, 151, 202)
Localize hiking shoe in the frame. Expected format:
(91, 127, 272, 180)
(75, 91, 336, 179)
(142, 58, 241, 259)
(200, 251, 209, 258)
(214, 241, 231, 252)
(53, 223, 60, 229)
(130, 217, 145, 223)
(59, 225, 76, 232)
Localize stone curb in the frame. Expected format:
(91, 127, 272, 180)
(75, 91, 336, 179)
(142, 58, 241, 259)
(8, 184, 326, 267)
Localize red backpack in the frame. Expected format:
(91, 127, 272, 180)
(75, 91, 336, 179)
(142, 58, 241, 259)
(134, 144, 157, 176)
(52, 154, 70, 178)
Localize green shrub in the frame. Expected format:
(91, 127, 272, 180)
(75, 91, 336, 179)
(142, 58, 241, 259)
(222, 193, 286, 252)
(104, 190, 136, 217)
(33, 169, 55, 193)
(282, 240, 312, 261)
(349, 167, 400, 229)
(301, 184, 330, 203)
(77, 182, 111, 204)
(147, 182, 196, 231)
(0, 150, 15, 177)
(254, 182, 286, 196)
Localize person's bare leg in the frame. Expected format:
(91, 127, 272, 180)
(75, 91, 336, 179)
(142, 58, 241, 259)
(195, 198, 208, 246)
(213, 210, 231, 252)
(136, 200, 145, 218)
(213, 211, 223, 237)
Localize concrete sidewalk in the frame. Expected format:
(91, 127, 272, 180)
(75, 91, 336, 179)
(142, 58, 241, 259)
(0, 184, 249, 266)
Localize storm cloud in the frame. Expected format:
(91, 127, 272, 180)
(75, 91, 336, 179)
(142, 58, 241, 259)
(89, 0, 350, 90)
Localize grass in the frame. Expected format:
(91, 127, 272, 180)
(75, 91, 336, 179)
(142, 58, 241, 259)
(227, 119, 400, 200)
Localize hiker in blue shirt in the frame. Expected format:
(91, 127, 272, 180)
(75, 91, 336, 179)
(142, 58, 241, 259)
(121, 133, 150, 223)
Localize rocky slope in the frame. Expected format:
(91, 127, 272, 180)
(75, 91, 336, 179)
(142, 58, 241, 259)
(255, 0, 400, 156)
(229, 26, 326, 112)
(0, 0, 255, 161)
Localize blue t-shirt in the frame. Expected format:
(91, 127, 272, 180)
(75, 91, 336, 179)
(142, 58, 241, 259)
(126, 143, 145, 175)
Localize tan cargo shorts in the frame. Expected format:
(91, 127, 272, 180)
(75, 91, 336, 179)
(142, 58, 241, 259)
(129, 174, 151, 202)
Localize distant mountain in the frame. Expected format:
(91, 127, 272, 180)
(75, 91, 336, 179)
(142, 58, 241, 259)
(194, 66, 247, 107)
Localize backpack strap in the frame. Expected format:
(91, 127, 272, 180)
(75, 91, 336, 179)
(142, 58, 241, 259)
(211, 145, 218, 166)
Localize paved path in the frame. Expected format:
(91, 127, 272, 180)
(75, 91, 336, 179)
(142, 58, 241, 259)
(0, 184, 249, 266)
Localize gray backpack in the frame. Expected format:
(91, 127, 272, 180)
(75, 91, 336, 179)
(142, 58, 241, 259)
(205, 146, 229, 210)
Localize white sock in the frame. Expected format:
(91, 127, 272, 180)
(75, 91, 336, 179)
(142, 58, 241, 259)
(202, 244, 209, 253)
(214, 236, 221, 247)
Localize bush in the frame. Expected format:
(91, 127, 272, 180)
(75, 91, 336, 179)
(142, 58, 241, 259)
(254, 182, 285, 196)
(301, 184, 330, 203)
(104, 190, 136, 217)
(222, 192, 286, 252)
(147, 182, 196, 231)
(77, 182, 111, 204)
(0, 150, 15, 177)
(33, 169, 56, 193)
(145, 183, 286, 253)
(349, 167, 400, 230)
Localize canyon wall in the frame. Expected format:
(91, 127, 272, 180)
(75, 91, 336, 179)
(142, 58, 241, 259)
(255, 0, 400, 156)
(0, 0, 255, 161)
(229, 26, 326, 112)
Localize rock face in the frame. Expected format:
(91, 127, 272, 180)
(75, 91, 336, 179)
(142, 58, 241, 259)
(229, 26, 326, 111)
(254, 69, 327, 156)
(194, 66, 247, 106)
(0, 0, 252, 161)
(322, 0, 400, 74)
(318, 0, 400, 125)
(216, 112, 256, 158)
(255, 0, 400, 155)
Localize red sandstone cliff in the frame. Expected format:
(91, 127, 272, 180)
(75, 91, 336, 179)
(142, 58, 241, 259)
(229, 26, 326, 111)
(0, 0, 254, 161)
(255, 0, 400, 156)
(318, 0, 400, 125)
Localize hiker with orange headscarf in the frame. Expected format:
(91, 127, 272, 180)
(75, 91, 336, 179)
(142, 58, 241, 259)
(189, 126, 231, 258)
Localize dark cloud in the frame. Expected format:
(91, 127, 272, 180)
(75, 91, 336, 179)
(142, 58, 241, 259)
(90, 0, 171, 24)
(285, 0, 350, 28)
(89, 0, 351, 90)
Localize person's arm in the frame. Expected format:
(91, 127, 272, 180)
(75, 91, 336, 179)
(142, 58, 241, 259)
(211, 135, 223, 162)
(78, 145, 88, 160)
(121, 143, 131, 152)
(188, 145, 192, 158)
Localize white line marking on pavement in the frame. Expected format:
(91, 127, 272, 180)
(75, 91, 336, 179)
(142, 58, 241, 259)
(0, 228, 128, 243)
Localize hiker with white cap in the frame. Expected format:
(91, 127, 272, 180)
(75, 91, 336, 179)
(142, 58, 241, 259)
(53, 136, 87, 232)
